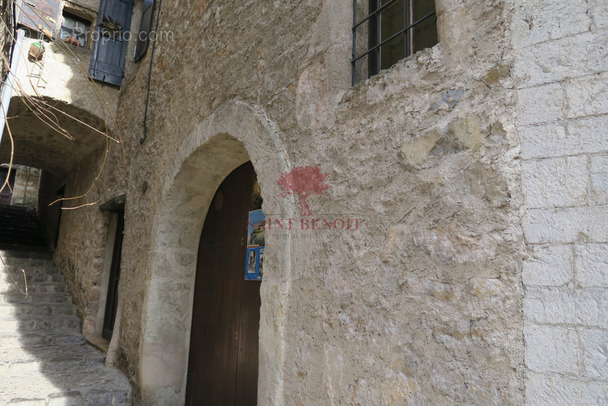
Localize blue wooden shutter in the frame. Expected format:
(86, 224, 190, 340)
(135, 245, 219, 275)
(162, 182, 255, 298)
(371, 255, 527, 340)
(89, 0, 134, 86)
(133, 0, 154, 62)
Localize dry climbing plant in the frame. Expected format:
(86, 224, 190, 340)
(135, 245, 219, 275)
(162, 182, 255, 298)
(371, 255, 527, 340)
(0, 0, 126, 293)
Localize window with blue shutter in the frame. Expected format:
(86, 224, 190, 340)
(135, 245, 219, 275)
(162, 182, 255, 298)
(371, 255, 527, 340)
(134, 0, 154, 62)
(89, 0, 134, 87)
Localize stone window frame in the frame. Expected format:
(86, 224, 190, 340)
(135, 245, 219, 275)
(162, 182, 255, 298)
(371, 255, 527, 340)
(351, 0, 438, 84)
(59, 2, 97, 51)
(59, 11, 90, 48)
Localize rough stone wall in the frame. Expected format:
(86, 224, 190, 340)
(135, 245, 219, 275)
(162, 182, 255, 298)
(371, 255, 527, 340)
(52, 144, 125, 335)
(52, 0, 530, 404)
(282, 1, 524, 403)
(512, 1, 608, 404)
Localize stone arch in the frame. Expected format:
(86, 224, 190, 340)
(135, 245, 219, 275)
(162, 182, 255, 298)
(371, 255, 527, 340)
(0, 96, 107, 177)
(137, 101, 295, 405)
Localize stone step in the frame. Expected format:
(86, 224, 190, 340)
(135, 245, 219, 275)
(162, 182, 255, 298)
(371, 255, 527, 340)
(0, 257, 55, 268)
(0, 366, 132, 406)
(0, 332, 86, 350)
(0, 344, 105, 373)
(0, 292, 71, 304)
(0, 210, 133, 404)
(0, 281, 66, 294)
(1, 266, 62, 280)
(0, 248, 51, 259)
(0, 303, 76, 317)
(1, 272, 64, 283)
(0, 315, 81, 332)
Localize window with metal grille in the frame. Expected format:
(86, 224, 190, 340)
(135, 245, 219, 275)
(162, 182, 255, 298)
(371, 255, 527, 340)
(352, 0, 438, 84)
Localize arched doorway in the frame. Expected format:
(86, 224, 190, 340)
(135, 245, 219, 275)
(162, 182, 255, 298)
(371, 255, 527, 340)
(137, 102, 293, 405)
(186, 162, 261, 404)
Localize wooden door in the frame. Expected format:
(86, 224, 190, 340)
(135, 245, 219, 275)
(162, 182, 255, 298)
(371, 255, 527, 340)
(186, 162, 261, 405)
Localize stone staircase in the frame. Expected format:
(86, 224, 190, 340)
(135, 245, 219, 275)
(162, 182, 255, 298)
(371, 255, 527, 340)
(0, 206, 132, 405)
(0, 204, 46, 248)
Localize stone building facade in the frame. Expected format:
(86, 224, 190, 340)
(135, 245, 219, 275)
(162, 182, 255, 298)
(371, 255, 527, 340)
(1, 0, 606, 404)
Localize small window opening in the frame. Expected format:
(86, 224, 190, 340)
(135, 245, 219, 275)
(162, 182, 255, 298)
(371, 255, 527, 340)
(60, 12, 90, 47)
(352, 0, 438, 84)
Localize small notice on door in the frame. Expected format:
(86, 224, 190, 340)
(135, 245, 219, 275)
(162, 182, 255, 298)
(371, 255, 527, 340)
(246, 209, 264, 281)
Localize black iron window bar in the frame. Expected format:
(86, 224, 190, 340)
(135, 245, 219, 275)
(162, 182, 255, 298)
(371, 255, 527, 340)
(352, 0, 436, 85)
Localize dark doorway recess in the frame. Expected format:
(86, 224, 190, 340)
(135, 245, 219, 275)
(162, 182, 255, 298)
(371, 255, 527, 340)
(53, 185, 65, 249)
(186, 161, 261, 405)
(102, 205, 125, 341)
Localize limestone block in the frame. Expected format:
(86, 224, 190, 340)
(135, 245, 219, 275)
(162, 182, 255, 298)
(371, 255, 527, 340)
(526, 372, 608, 405)
(576, 244, 608, 288)
(521, 156, 588, 209)
(591, 155, 608, 204)
(521, 118, 608, 159)
(514, 32, 608, 88)
(523, 206, 608, 244)
(573, 289, 608, 329)
(566, 116, 608, 155)
(524, 286, 608, 328)
(590, 0, 608, 30)
(512, 0, 592, 49)
(565, 73, 608, 119)
(524, 325, 580, 374)
(580, 328, 608, 379)
(520, 123, 567, 159)
(523, 244, 572, 286)
(517, 84, 564, 126)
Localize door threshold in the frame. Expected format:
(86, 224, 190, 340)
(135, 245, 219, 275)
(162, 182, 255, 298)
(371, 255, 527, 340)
(84, 334, 110, 353)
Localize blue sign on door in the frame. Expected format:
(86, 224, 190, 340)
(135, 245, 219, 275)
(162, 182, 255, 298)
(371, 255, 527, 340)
(245, 209, 264, 280)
